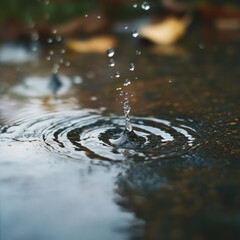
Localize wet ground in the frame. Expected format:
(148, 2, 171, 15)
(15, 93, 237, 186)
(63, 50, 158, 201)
(0, 24, 240, 240)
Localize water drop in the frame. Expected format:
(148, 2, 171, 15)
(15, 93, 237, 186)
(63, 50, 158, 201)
(109, 59, 115, 67)
(107, 48, 115, 58)
(97, 15, 101, 19)
(91, 96, 97, 101)
(124, 24, 128, 30)
(133, 3, 138, 8)
(52, 29, 57, 34)
(115, 71, 120, 78)
(116, 87, 122, 91)
(141, 1, 150, 10)
(132, 30, 139, 38)
(55, 35, 62, 42)
(46, 56, 51, 61)
(85, 14, 88, 18)
(52, 64, 59, 74)
(124, 79, 131, 86)
(73, 76, 82, 84)
(61, 49, 66, 54)
(47, 38, 53, 43)
(123, 98, 132, 132)
(49, 50, 54, 55)
(32, 46, 38, 52)
(59, 58, 64, 64)
(129, 63, 135, 71)
(31, 32, 39, 41)
(44, 0, 50, 5)
(64, 61, 70, 67)
(136, 50, 142, 55)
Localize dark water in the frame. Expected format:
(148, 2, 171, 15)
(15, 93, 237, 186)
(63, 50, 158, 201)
(0, 25, 240, 240)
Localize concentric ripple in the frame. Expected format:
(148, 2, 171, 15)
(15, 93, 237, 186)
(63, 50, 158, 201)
(0, 110, 202, 161)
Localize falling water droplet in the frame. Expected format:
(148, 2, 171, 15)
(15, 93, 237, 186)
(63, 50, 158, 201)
(123, 98, 132, 132)
(136, 50, 142, 55)
(141, 1, 150, 10)
(132, 31, 139, 38)
(129, 63, 135, 71)
(123, 79, 131, 86)
(133, 3, 138, 8)
(107, 48, 115, 58)
(109, 59, 115, 67)
(47, 38, 53, 43)
(115, 71, 120, 78)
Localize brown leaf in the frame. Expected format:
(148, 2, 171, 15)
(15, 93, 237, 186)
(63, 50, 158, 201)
(65, 36, 117, 53)
(139, 16, 191, 45)
(56, 13, 110, 37)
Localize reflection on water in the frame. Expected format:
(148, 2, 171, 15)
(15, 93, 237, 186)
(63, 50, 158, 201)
(0, 27, 240, 240)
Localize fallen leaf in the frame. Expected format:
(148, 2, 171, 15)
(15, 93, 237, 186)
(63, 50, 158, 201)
(65, 36, 117, 53)
(56, 13, 110, 37)
(139, 16, 191, 45)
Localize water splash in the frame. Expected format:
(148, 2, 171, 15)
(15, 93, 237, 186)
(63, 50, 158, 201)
(0, 111, 203, 161)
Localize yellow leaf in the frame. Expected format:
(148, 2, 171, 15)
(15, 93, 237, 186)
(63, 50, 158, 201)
(65, 36, 117, 53)
(139, 16, 191, 45)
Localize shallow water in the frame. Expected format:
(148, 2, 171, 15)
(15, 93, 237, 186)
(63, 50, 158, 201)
(0, 25, 240, 240)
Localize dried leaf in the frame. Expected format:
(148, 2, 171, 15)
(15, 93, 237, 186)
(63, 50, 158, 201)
(139, 16, 191, 45)
(65, 36, 117, 53)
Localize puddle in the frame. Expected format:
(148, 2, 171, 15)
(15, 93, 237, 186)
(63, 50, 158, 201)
(0, 25, 240, 240)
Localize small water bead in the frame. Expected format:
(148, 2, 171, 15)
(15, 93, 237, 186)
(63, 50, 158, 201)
(52, 29, 57, 34)
(141, 1, 150, 10)
(129, 63, 135, 71)
(107, 48, 115, 58)
(124, 79, 131, 86)
(115, 71, 121, 78)
(136, 50, 142, 55)
(61, 49, 66, 54)
(116, 87, 122, 91)
(64, 61, 71, 67)
(132, 31, 139, 38)
(109, 59, 115, 67)
(59, 58, 64, 64)
(47, 38, 53, 43)
(97, 15, 101, 19)
(85, 14, 88, 18)
(123, 24, 128, 30)
(32, 46, 38, 52)
(44, 0, 50, 5)
(133, 3, 138, 8)
(46, 56, 51, 61)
